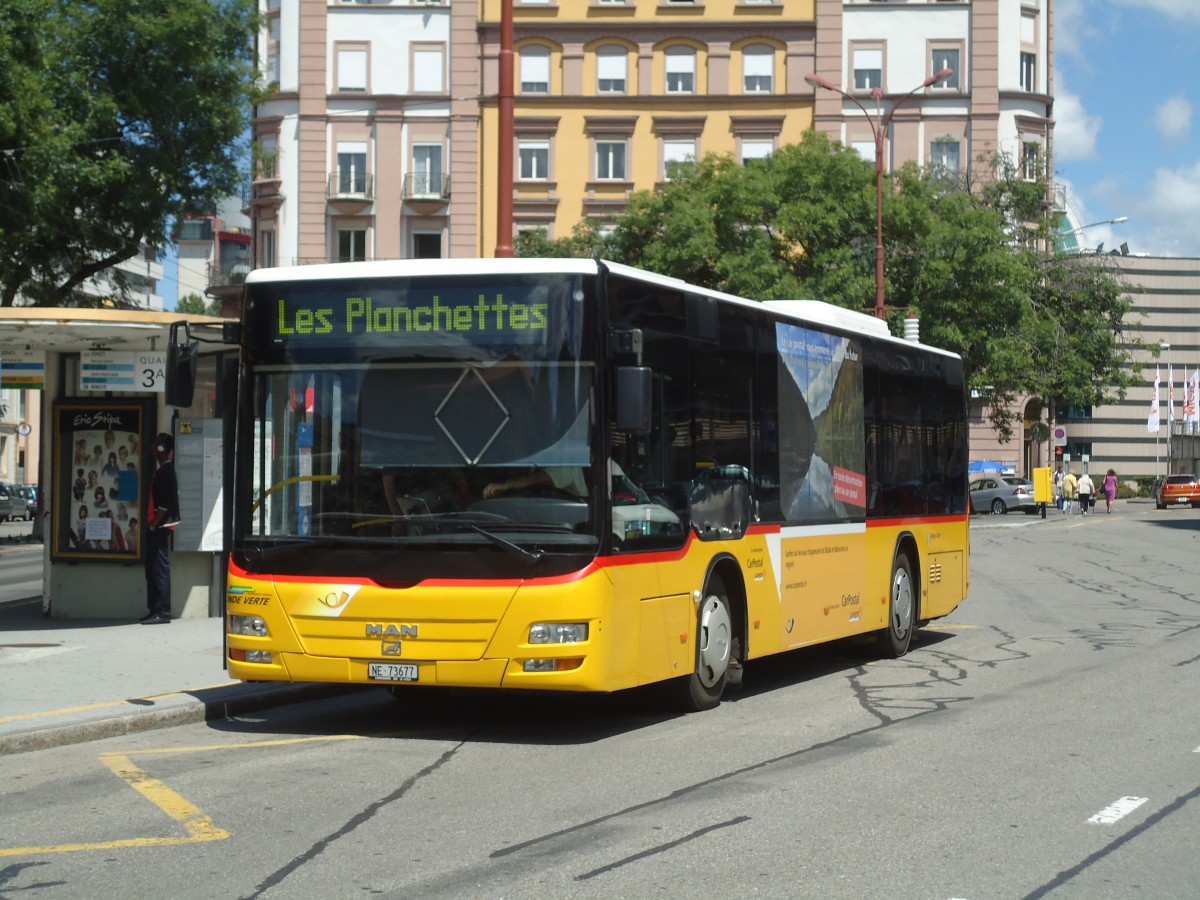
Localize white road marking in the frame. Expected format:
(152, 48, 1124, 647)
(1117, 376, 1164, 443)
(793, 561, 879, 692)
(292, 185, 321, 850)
(1088, 796, 1148, 825)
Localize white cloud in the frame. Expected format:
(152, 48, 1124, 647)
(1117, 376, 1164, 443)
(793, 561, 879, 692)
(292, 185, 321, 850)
(1139, 162, 1200, 252)
(1112, 0, 1200, 26)
(1153, 95, 1193, 144)
(1053, 87, 1102, 162)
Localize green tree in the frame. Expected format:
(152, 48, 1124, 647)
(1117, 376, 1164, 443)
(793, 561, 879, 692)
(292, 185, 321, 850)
(0, 0, 259, 307)
(521, 132, 1138, 441)
(175, 292, 222, 317)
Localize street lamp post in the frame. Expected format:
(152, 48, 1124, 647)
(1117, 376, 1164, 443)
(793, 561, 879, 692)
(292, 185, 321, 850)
(805, 69, 953, 321)
(1058, 216, 1129, 253)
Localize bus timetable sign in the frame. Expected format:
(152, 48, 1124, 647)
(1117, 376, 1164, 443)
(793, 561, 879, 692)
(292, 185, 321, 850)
(80, 351, 167, 393)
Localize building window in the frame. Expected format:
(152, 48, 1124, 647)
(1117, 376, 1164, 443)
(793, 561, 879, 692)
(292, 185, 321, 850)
(412, 143, 443, 194)
(336, 141, 368, 193)
(413, 232, 442, 258)
(337, 46, 368, 92)
(851, 140, 875, 163)
(662, 139, 695, 180)
(743, 45, 773, 94)
(853, 47, 882, 91)
(413, 47, 444, 93)
(520, 47, 550, 94)
(259, 230, 276, 268)
(665, 48, 696, 94)
(1020, 51, 1036, 91)
(596, 141, 626, 180)
(741, 138, 773, 164)
(267, 17, 281, 84)
(597, 47, 627, 94)
(519, 140, 550, 180)
(930, 140, 960, 173)
(931, 47, 959, 89)
(1022, 140, 1040, 180)
(337, 228, 367, 262)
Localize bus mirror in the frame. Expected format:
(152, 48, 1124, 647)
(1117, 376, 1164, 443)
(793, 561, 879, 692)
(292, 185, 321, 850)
(615, 366, 651, 434)
(165, 322, 199, 408)
(688, 465, 752, 541)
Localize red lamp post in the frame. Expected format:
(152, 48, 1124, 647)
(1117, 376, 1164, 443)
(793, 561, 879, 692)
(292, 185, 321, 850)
(805, 69, 953, 320)
(495, 0, 515, 257)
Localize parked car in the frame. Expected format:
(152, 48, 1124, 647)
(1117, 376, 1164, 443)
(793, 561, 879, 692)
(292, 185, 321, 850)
(0, 483, 18, 523)
(969, 475, 1039, 515)
(1154, 473, 1200, 509)
(18, 485, 38, 520)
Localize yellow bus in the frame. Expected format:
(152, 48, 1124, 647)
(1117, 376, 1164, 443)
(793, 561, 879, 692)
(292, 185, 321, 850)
(209, 258, 968, 711)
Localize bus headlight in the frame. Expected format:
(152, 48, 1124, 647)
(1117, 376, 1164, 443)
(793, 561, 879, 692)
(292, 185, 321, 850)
(229, 614, 269, 637)
(528, 622, 588, 644)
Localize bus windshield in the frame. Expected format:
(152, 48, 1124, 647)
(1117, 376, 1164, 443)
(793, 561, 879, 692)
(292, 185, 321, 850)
(234, 272, 601, 576)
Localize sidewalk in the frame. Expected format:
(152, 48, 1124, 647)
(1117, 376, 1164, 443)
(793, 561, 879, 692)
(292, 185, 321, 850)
(0, 582, 349, 756)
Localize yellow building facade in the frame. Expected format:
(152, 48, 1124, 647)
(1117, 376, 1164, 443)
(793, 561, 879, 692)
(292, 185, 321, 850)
(475, 0, 816, 254)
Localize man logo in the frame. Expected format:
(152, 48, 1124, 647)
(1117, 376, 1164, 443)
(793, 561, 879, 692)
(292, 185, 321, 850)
(366, 624, 418, 638)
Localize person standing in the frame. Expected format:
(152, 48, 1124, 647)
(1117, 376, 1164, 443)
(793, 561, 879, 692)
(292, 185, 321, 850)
(141, 433, 179, 624)
(1061, 469, 1078, 515)
(1077, 470, 1095, 517)
(1052, 462, 1064, 510)
(1103, 468, 1118, 513)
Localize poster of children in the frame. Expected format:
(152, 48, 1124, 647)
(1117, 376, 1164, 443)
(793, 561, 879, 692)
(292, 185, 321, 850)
(53, 401, 152, 562)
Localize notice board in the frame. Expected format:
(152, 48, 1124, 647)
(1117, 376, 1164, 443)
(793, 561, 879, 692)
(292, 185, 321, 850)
(174, 418, 224, 552)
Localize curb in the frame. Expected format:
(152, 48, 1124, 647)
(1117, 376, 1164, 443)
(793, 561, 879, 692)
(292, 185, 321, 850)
(0, 682, 361, 756)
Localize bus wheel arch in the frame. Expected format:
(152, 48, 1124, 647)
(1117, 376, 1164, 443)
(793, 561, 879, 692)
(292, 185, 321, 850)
(877, 535, 920, 658)
(674, 555, 746, 711)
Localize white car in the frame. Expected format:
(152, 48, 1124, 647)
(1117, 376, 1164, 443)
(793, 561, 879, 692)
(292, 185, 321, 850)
(969, 476, 1039, 515)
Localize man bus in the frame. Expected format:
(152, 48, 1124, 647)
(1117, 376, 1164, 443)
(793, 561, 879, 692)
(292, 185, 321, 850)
(188, 258, 967, 711)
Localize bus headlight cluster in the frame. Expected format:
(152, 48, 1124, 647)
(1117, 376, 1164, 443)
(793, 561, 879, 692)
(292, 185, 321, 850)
(528, 622, 588, 644)
(229, 614, 269, 637)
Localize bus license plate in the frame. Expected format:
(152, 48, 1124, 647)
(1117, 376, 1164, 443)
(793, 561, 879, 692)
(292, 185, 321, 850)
(368, 663, 418, 682)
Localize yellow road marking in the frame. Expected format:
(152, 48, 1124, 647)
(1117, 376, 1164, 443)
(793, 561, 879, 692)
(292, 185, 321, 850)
(0, 735, 361, 857)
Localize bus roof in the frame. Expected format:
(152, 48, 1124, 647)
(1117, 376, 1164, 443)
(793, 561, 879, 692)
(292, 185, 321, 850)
(244, 258, 958, 357)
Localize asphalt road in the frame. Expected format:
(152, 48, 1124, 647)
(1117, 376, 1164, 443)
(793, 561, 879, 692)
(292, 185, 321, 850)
(1, 504, 1198, 898)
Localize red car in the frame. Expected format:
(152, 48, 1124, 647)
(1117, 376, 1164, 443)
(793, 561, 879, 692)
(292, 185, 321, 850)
(1155, 474, 1200, 509)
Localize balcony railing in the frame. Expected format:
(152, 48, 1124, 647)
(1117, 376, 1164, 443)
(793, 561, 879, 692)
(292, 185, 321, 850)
(403, 172, 450, 200)
(327, 172, 374, 201)
(207, 260, 254, 288)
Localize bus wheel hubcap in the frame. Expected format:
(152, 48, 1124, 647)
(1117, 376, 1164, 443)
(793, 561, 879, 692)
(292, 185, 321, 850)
(697, 594, 732, 688)
(892, 568, 913, 638)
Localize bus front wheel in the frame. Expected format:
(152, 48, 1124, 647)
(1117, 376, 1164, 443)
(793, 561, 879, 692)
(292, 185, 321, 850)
(877, 553, 915, 658)
(675, 577, 733, 712)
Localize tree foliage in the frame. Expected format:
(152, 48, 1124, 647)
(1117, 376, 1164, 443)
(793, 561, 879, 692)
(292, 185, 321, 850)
(0, 0, 259, 307)
(175, 292, 222, 317)
(518, 132, 1140, 440)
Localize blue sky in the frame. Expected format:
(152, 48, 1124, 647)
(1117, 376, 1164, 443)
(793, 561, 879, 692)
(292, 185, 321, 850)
(1055, 0, 1200, 257)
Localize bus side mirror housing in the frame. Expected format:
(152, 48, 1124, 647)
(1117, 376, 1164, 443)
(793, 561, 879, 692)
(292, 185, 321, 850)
(165, 322, 199, 408)
(615, 366, 651, 434)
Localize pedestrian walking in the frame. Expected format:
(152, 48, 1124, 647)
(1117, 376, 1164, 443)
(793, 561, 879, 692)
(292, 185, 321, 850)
(1077, 471, 1095, 516)
(1052, 463, 1064, 510)
(140, 433, 180, 624)
(1103, 468, 1118, 513)
(1061, 469, 1078, 514)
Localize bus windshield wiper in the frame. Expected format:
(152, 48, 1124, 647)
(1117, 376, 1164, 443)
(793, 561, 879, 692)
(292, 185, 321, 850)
(466, 523, 545, 564)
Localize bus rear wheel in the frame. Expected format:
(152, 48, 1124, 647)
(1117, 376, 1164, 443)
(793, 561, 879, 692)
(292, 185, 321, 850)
(877, 553, 915, 658)
(674, 577, 733, 712)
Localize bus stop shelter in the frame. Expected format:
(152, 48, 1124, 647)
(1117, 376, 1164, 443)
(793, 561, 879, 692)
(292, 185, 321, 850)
(0, 307, 233, 619)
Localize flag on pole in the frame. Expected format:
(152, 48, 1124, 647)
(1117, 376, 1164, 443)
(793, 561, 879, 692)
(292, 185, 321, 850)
(1167, 363, 1175, 428)
(1147, 365, 1160, 433)
(1186, 368, 1200, 435)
